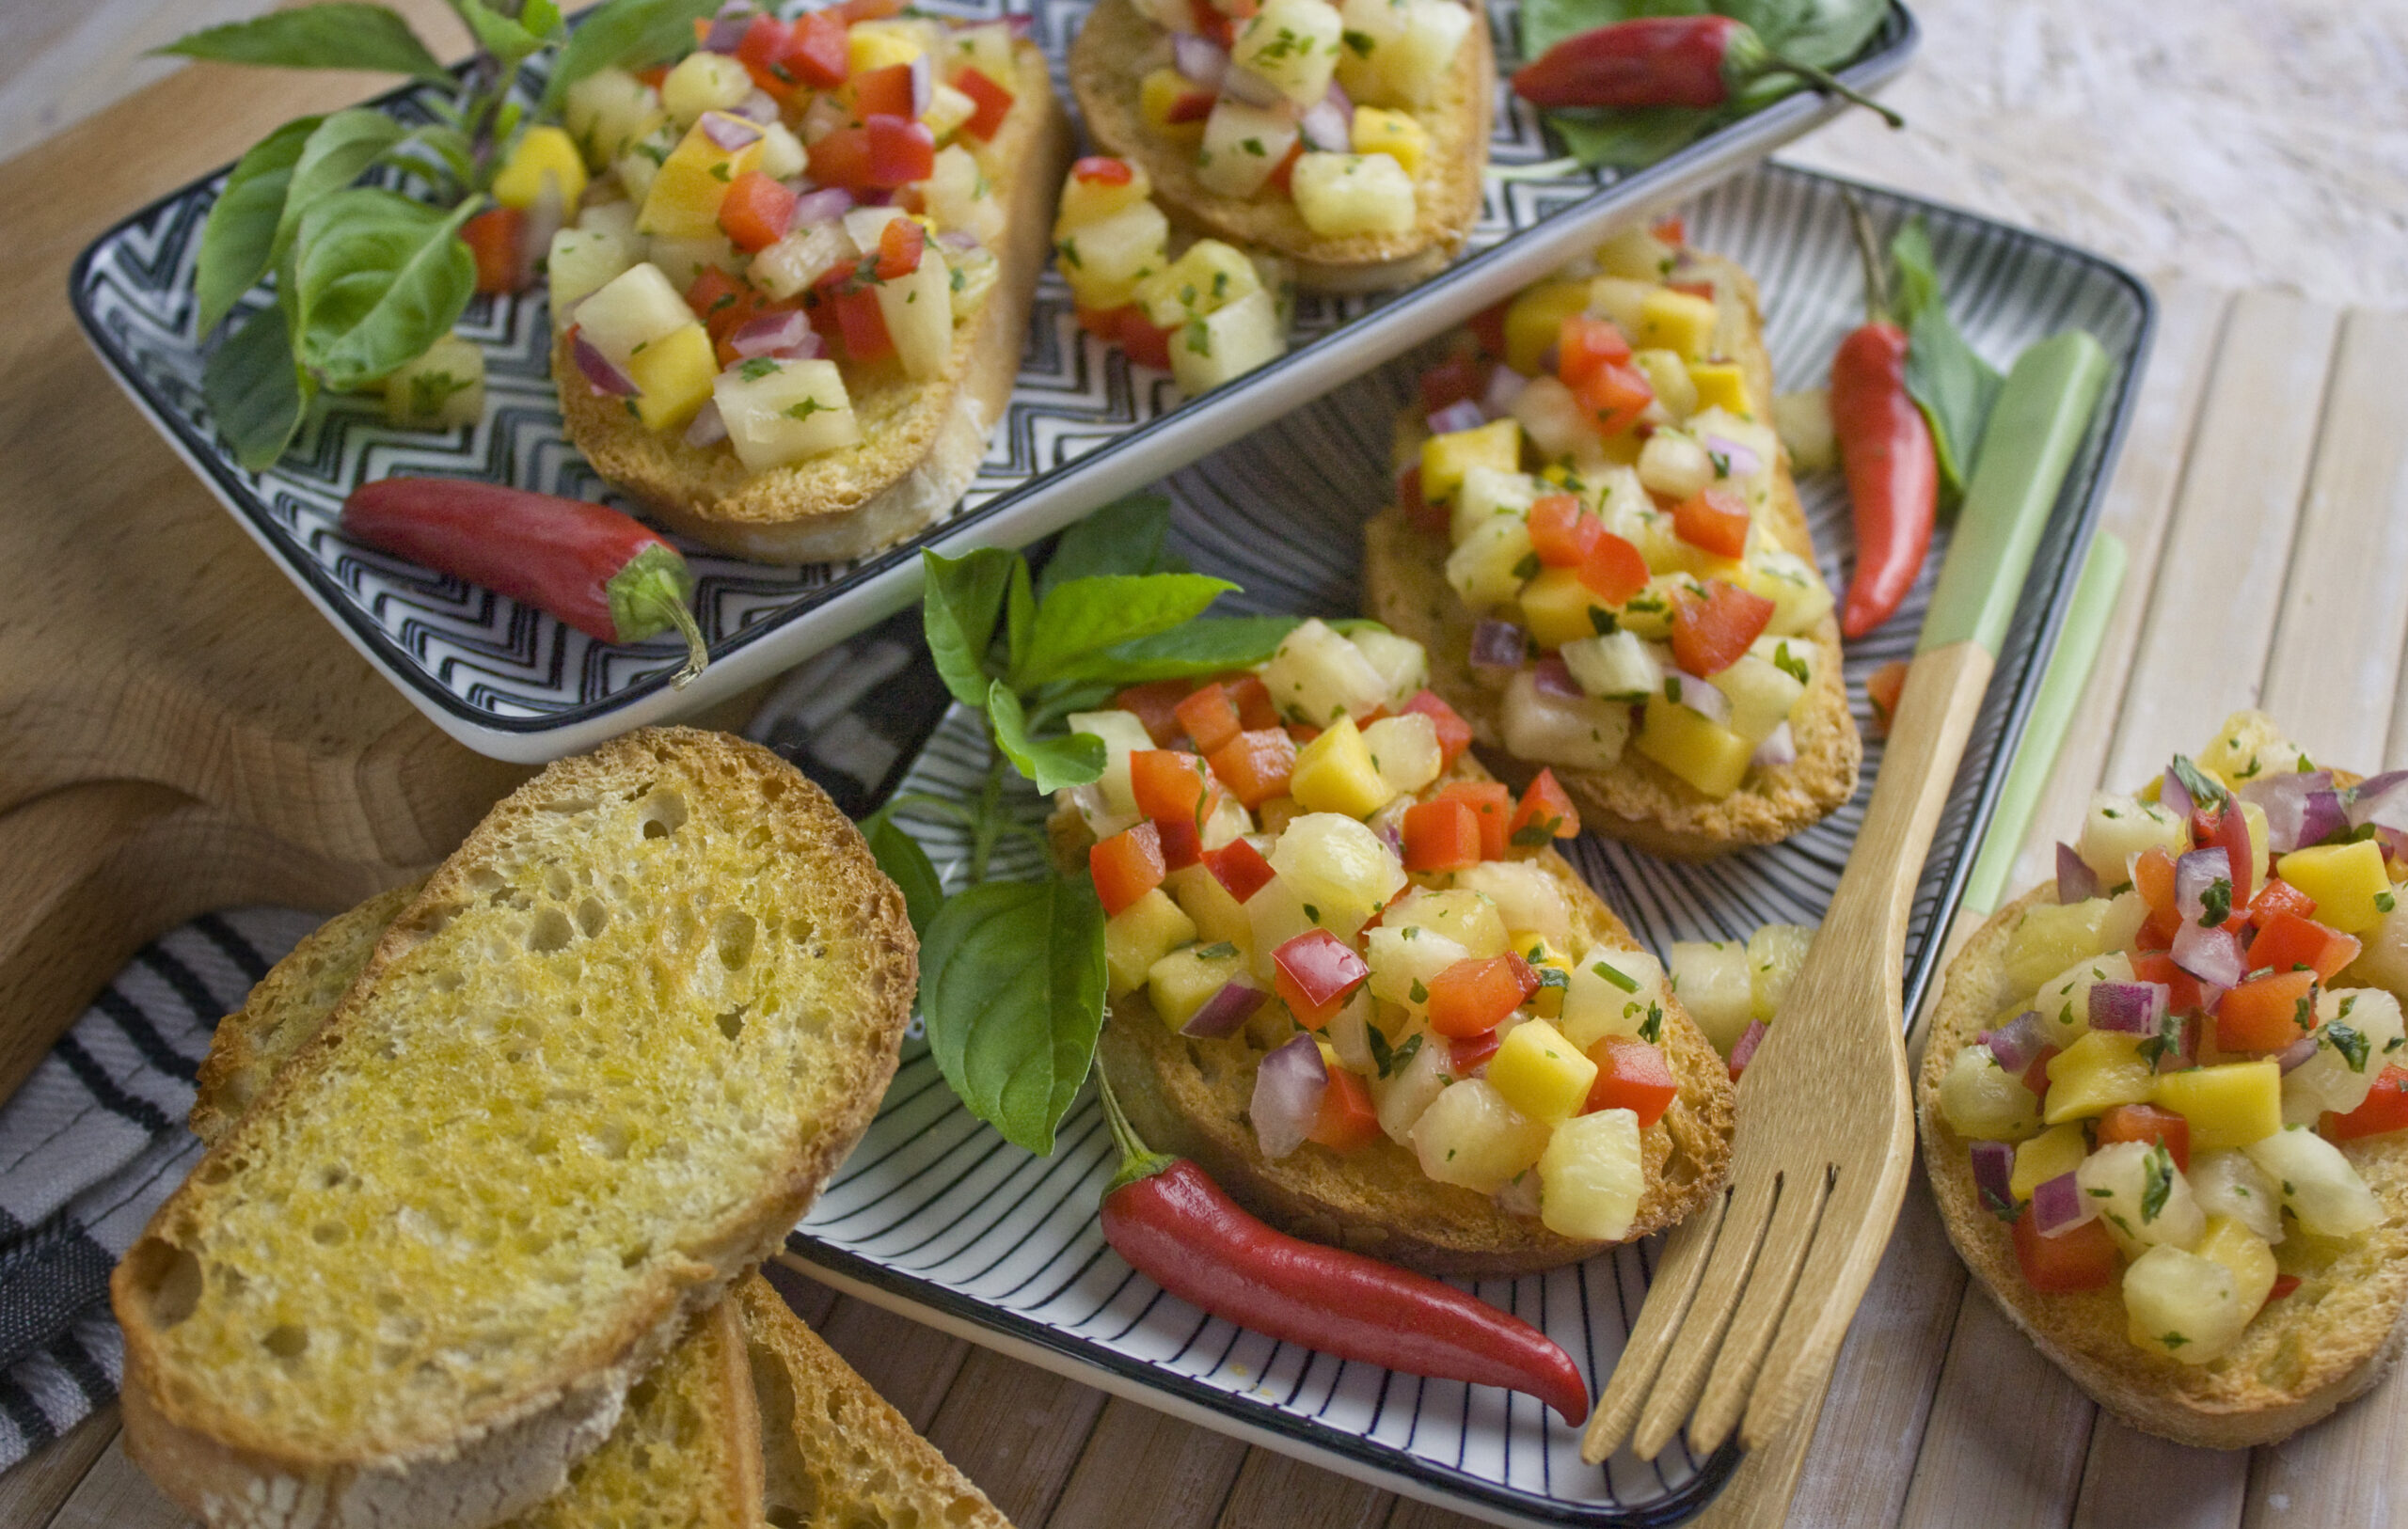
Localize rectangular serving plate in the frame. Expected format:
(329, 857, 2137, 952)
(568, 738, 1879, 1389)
(758, 162, 2157, 1528)
(69, 0, 1916, 764)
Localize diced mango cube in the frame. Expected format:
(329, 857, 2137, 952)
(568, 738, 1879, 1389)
(1289, 715, 1394, 819)
(1503, 280, 1591, 376)
(2043, 1030, 2155, 1124)
(2275, 841, 2392, 934)
(1489, 1018, 1598, 1124)
(2194, 1214, 2279, 1315)
(1686, 360, 1749, 417)
(1352, 105, 1428, 174)
(1106, 888, 1198, 999)
(1513, 932, 1573, 1019)
(638, 115, 764, 238)
(1164, 863, 1253, 958)
(1519, 566, 1612, 650)
(1139, 67, 1208, 144)
(493, 125, 589, 212)
(1638, 288, 1719, 360)
(1635, 696, 1752, 799)
(1146, 944, 1251, 1032)
(2010, 1121, 2089, 1202)
(2154, 1060, 2282, 1151)
(1421, 418, 1522, 503)
(1538, 1107, 1643, 1240)
(626, 323, 717, 432)
(848, 23, 924, 74)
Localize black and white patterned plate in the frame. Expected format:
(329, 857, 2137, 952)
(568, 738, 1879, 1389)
(68, 1, 1916, 764)
(768, 164, 2154, 1527)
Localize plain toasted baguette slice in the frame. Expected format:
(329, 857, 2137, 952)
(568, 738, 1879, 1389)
(1055, 759, 1734, 1276)
(1361, 252, 1861, 860)
(1069, 0, 1491, 293)
(556, 47, 1070, 564)
(1921, 883, 2408, 1450)
(115, 727, 917, 1529)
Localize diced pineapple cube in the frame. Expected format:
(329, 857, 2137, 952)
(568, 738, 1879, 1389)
(661, 50, 753, 126)
(873, 248, 957, 383)
(1147, 944, 1251, 1031)
(1499, 670, 1630, 773)
(1360, 714, 1441, 796)
(944, 21, 1017, 86)
(713, 355, 860, 467)
(1687, 360, 1749, 417)
(922, 82, 977, 141)
(1136, 240, 1259, 326)
(1939, 1045, 2042, 1140)
(563, 67, 664, 169)
(1743, 549, 1834, 638)
(1450, 465, 1538, 542)
(1139, 67, 1210, 144)
(1106, 888, 1199, 999)
(547, 227, 634, 330)
(2277, 841, 2392, 934)
(1351, 105, 1427, 173)
(1451, 860, 1570, 947)
(1366, 923, 1468, 1014)
(1164, 863, 1254, 956)
(2194, 1214, 2279, 1317)
(382, 336, 485, 429)
(643, 232, 737, 292)
(1669, 940, 1753, 1055)
(1627, 351, 1698, 426)
(1230, 0, 1343, 104)
(2287, 987, 2406, 1126)
(637, 114, 764, 238)
(1519, 567, 1613, 650)
(2030, 950, 2136, 1046)
(2196, 711, 2309, 790)
(1635, 696, 1752, 799)
(1411, 1079, 1551, 1193)
(1388, 886, 1509, 957)
(927, 146, 1005, 247)
(1513, 932, 1573, 1019)
(1561, 629, 1663, 702)
(1349, 628, 1428, 708)
(1371, 1034, 1453, 1143)
(2246, 1125, 2383, 1236)
(1595, 226, 1675, 281)
(2239, 801, 2272, 893)
(493, 125, 588, 213)
(1168, 287, 1287, 394)
(1488, 1018, 1597, 1123)
(1196, 98, 1301, 198)
(1267, 811, 1405, 925)
(2006, 900, 2123, 993)
(1445, 513, 1536, 611)
(1637, 288, 1719, 360)
(2043, 1031, 2156, 1124)
(1260, 617, 1391, 726)
(848, 22, 925, 75)
(1616, 575, 1702, 641)
(1068, 710, 1155, 815)
(1560, 946, 1666, 1050)
(1056, 159, 1155, 232)
(626, 322, 717, 432)
(2155, 1061, 2282, 1151)
(2075, 792, 2188, 888)
(1374, 0, 1472, 107)
(1508, 375, 1596, 463)
(2122, 1244, 2243, 1363)
(1539, 1108, 1643, 1240)
(1710, 654, 1805, 744)
(1746, 922, 1813, 1022)
(1055, 199, 1171, 310)
(2079, 1138, 2204, 1253)
(1291, 151, 1416, 238)
(1289, 716, 1396, 818)
(2010, 1121, 2089, 1202)
(573, 260, 693, 370)
(1504, 281, 1592, 376)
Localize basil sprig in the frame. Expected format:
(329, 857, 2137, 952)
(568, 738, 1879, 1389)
(1887, 218, 2002, 505)
(861, 497, 1299, 1155)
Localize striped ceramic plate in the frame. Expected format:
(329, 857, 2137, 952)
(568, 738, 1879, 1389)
(772, 163, 2154, 1527)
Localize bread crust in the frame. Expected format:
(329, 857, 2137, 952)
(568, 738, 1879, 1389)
(1069, 0, 1491, 293)
(114, 729, 918, 1529)
(1361, 254, 1861, 859)
(1921, 884, 2408, 1450)
(555, 48, 1070, 564)
(1058, 759, 1734, 1276)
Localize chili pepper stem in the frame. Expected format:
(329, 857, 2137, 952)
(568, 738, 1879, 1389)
(1766, 55, 1904, 129)
(1845, 191, 1893, 325)
(607, 542, 711, 687)
(1095, 1067, 1179, 1194)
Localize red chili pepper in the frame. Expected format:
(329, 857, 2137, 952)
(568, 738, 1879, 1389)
(1512, 16, 1903, 126)
(341, 479, 708, 684)
(1095, 1075, 1591, 1425)
(1831, 199, 1939, 638)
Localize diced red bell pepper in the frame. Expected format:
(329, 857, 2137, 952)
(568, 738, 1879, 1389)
(1203, 837, 1275, 904)
(2128, 952, 2203, 1020)
(1652, 216, 1686, 245)
(1131, 749, 1217, 825)
(833, 0, 904, 21)
(1090, 823, 1165, 917)
(820, 281, 892, 362)
(2211, 805, 2256, 910)
(1119, 309, 1175, 370)
(875, 215, 927, 281)
(718, 171, 798, 253)
(634, 62, 672, 89)
(1556, 314, 1632, 389)
(1164, 86, 1217, 123)
(1208, 728, 1295, 809)
(1583, 1038, 1676, 1127)
(1174, 682, 1243, 755)
(1669, 579, 1775, 678)
(1307, 1067, 1384, 1152)
(1527, 494, 1601, 568)
(1072, 155, 1133, 186)
(1508, 769, 1579, 847)
(2323, 1064, 2408, 1142)
(1265, 137, 1305, 195)
(2013, 1204, 2120, 1293)
(2247, 876, 2319, 928)
(1432, 780, 1512, 860)
(1667, 279, 1716, 302)
(735, 15, 796, 96)
(2249, 909, 2361, 982)
(2094, 1103, 2191, 1173)
(1426, 955, 1529, 1038)
(1189, 0, 1237, 47)
(1273, 929, 1370, 1028)
(1450, 1030, 1502, 1075)
(806, 126, 875, 193)
(1576, 360, 1654, 436)
(1671, 487, 1751, 559)
(2215, 968, 2320, 1053)
(1577, 530, 1650, 606)
(1222, 672, 1281, 732)
(1402, 688, 1473, 769)
(1419, 354, 1486, 415)
(2133, 845, 2178, 934)
(1728, 1018, 1767, 1080)
(1154, 813, 1203, 872)
(2021, 1045, 2059, 1104)
(461, 206, 526, 295)
(955, 65, 1017, 140)
(1865, 658, 1909, 739)
(781, 10, 850, 88)
(2265, 1273, 2303, 1309)
(865, 115, 936, 187)
(1469, 298, 1509, 359)
(1115, 679, 1192, 746)
(1397, 461, 1447, 533)
(688, 264, 749, 333)
(1403, 798, 1483, 873)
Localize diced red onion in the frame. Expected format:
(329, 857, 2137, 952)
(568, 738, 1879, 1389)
(1970, 1141, 2016, 1217)
(2381, 826, 2408, 870)
(788, 186, 856, 231)
(2348, 770, 2408, 833)
(1323, 78, 1352, 119)
(1703, 433, 1760, 479)
(1728, 1018, 1766, 1078)
(1469, 620, 1527, 675)
(2056, 843, 2099, 905)
(1482, 365, 1529, 417)
(2153, 1015, 2199, 1073)
(772, 330, 824, 360)
(2242, 770, 2341, 853)
(2160, 763, 2195, 820)
(1252, 1032, 1328, 1159)
(1173, 32, 1229, 88)
(2032, 1171, 2095, 1237)
(908, 52, 933, 118)
(1219, 66, 1285, 108)
(1182, 979, 1268, 1038)
(1983, 1010, 2050, 1075)
(682, 399, 728, 448)
(1006, 12, 1035, 37)
(1299, 96, 1351, 151)
(1532, 654, 1583, 701)
(572, 333, 639, 396)
(1751, 722, 1797, 769)
(2276, 1032, 2321, 1074)
(2172, 921, 2245, 989)
(701, 112, 765, 151)
(1666, 669, 1731, 726)
(703, 13, 751, 51)
(2088, 980, 2169, 1035)
(732, 89, 780, 122)
(730, 308, 815, 358)
(2176, 846, 2232, 924)
(938, 229, 981, 250)
(1425, 399, 1486, 435)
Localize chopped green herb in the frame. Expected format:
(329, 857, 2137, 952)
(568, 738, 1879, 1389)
(1594, 961, 1639, 992)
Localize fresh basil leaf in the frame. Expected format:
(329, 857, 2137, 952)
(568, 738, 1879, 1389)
(383, 122, 475, 195)
(276, 110, 409, 268)
(447, 0, 549, 70)
(1081, 614, 1301, 685)
(1749, 0, 1889, 69)
(922, 546, 1023, 711)
(988, 682, 1107, 793)
(1889, 218, 1942, 327)
(1005, 556, 1037, 682)
(1039, 494, 1179, 597)
(921, 875, 1107, 1156)
(1014, 574, 1238, 687)
(157, 4, 451, 83)
(291, 189, 482, 392)
(1547, 105, 1722, 170)
(544, 0, 721, 109)
(863, 811, 945, 942)
(205, 304, 316, 470)
(1520, 0, 1705, 63)
(1891, 219, 2002, 503)
(195, 116, 323, 336)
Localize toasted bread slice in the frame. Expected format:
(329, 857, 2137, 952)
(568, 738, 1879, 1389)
(115, 728, 917, 1529)
(1361, 253, 1861, 859)
(1069, 0, 1491, 294)
(556, 48, 1070, 565)
(1922, 883, 2408, 1449)
(1054, 759, 1734, 1277)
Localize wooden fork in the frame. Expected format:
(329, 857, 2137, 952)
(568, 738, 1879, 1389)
(1583, 329, 2114, 1464)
